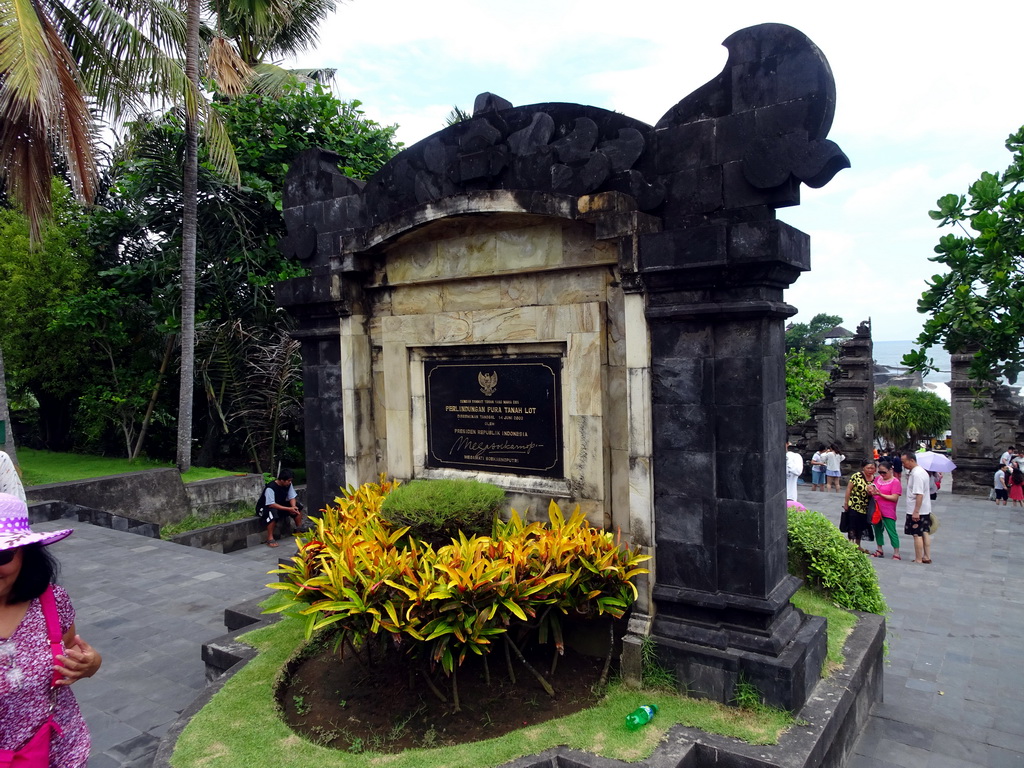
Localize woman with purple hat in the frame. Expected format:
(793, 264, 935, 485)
(0, 492, 100, 766)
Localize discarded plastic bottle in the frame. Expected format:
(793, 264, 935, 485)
(625, 704, 658, 730)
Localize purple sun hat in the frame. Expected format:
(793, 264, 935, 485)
(0, 492, 73, 551)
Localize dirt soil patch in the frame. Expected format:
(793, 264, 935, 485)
(280, 641, 607, 753)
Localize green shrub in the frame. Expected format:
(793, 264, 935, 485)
(380, 478, 505, 544)
(787, 507, 887, 615)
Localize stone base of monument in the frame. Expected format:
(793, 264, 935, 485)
(951, 457, 997, 497)
(502, 612, 884, 768)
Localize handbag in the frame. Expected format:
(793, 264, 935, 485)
(869, 497, 881, 525)
(839, 506, 851, 533)
(0, 586, 63, 768)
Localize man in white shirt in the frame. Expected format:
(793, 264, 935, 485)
(901, 452, 932, 564)
(999, 446, 1015, 467)
(786, 442, 803, 501)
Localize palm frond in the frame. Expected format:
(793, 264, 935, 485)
(0, 0, 97, 236)
(200, 103, 240, 185)
(207, 35, 254, 97)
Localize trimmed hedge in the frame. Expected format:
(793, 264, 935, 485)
(380, 478, 504, 545)
(787, 507, 887, 615)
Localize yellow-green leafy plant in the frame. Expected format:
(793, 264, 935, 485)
(269, 478, 649, 711)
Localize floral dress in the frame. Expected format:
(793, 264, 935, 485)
(0, 585, 90, 767)
(846, 471, 873, 542)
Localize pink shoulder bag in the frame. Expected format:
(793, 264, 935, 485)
(0, 585, 64, 768)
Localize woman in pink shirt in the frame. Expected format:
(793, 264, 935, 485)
(870, 460, 903, 560)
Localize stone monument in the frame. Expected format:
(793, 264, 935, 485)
(949, 349, 1024, 494)
(277, 23, 850, 711)
(800, 320, 874, 471)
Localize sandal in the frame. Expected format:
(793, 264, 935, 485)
(922, 558, 932, 564)
(266, 540, 279, 548)
(892, 553, 901, 560)
(871, 549, 884, 558)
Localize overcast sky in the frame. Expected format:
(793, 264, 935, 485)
(286, 0, 1023, 343)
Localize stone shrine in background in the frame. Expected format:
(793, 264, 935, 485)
(276, 23, 855, 711)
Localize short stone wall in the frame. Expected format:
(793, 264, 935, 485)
(28, 500, 160, 539)
(26, 468, 192, 526)
(184, 474, 265, 516)
(168, 517, 265, 554)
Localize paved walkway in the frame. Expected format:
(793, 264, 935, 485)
(798, 484, 1024, 768)
(34, 483, 1024, 768)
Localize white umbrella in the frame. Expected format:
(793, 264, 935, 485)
(914, 451, 957, 472)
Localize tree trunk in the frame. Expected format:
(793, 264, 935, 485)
(0, 344, 16, 462)
(177, 0, 201, 474)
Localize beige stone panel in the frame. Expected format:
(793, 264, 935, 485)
(368, 315, 384, 344)
(562, 224, 617, 267)
(343, 387, 376, 488)
(381, 314, 432, 344)
(610, 448, 631, 535)
(566, 332, 603, 417)
(369, 290, 392, 319)
(470, 307, 540, 344)
(433, 312, 474, 344)
(391, 284, 444, 315)
(410, 392, 427, 476)
(440, 280, 503, 312)
(623, 294, 650, 370)
(339, 316, 372, 391)
(537, 269, 608, 307)
(385, 241, 440, 284)
(500, 275, 538, 308)
(495, 223, 562, 270)
(381, 343, 410, 411)
(551, 302, 601, 337)
(627, 367, 653, 458)
(565, 413, 604, 503)
(437, 232, 498, 278)
(385, 407, 413, 479)
(573, 499, 607, 530)
(371, 368, 386, 446)
(606, 285, 627, 369)
(604, 365, 628, 451)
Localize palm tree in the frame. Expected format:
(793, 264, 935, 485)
(177, 0, 202, 472)
(0, 345, 16, 461)
(0, 0, 194, 237)
(210, 0, 337, 93)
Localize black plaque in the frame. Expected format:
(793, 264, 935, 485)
(424, 357, 563, 478)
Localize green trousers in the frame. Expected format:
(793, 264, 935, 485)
(872, 517, 899, 550)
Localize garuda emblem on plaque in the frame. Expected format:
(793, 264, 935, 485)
(478, 371, 498, 396)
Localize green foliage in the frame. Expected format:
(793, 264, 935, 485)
(16, 447, 239, 486)
(785, 350, 832, 425)
(784, 313, 842, 425)
(787, 507, 887, 615)
(380, 478, 505, 544)
(0, 180, 100, 448)
(790, 586, 856, 674)
(640, 636, 678, 691)
(74, 84, 400, 464)
(270, 479, 649, 681)
(906, 125, 1024, 384)
(785, 313, 843, 355)
(873, 386, 950, 450)
(159, 504, 256, 539)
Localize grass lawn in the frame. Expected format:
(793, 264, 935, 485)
(16, 448, 244, 486)
(171, 591, 855, 768)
